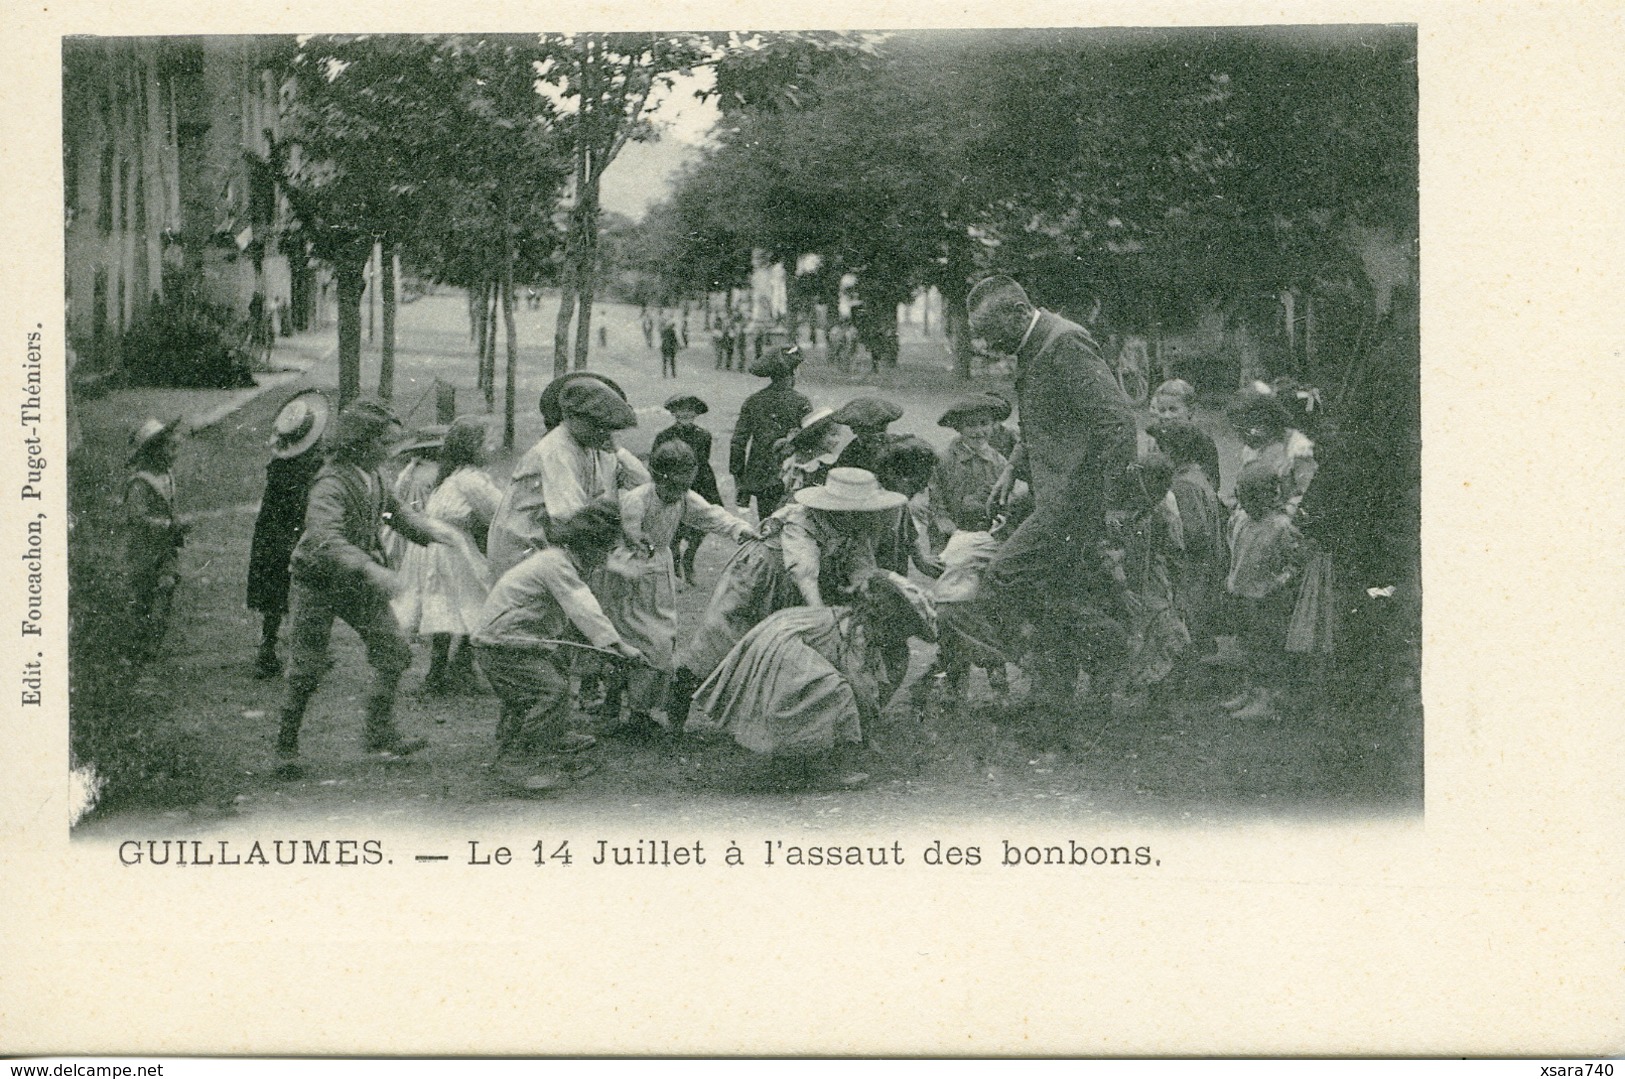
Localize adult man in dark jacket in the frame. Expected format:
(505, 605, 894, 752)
(959, 276, 1137, 733)
(729, 345, 811, 519)
(276, 398, 457, 777)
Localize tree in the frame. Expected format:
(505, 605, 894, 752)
(539, 32, 715, 375)
(278, 35, 455, 406)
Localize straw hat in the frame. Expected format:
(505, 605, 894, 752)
(864, 569, 938, 643)
(663, 394, 709, 416)
(793, 467, 906, 512)
(538, 371, 627, 428)
(128, 416, 183, 462)
(270, 391, 330, 459)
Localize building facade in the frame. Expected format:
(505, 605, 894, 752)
(63, 36, 322, 372)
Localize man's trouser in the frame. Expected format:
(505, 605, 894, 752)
(962, 505, 1123, 709)
(475, 643, 573, 763)
(279, 577, 412, 751)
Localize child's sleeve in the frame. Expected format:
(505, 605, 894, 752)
(541, 553, 624, 649)
(682, 491, 754, 541)
(779, 513, 826, 607)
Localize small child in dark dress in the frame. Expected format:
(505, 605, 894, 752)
(651, 394, 722, 585)
(247, 391, 329, 677)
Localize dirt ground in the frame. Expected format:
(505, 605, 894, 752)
(69, 293, 1423, 836)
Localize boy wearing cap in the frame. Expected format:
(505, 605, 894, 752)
(123, 416, 189, 659)
(652, 394, 723, 585)
(247, 391, 330, 678)
(473, 500, 645, 792)
(487, 376, 651, 579)
(929, 397, 1010, 546)
(730, 345, 811, 520)
(275, 397, 460, 777)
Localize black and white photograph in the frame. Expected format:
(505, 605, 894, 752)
(3, 1, 1620, 1060)
(60, 26, 1420, 827)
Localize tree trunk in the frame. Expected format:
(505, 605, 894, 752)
(501, 273, 518, 451)
(475, 279, 491, 389)
(483, 279, 498, 413)
(334, 261, 365, 408)
(945, 298, 974, 380)
(379, 243, 397, 400)
(552, 281, 576, 378)
(937, 270, 974, 380)
(573, 273, 597, 372)
(570, 184, 601, 372)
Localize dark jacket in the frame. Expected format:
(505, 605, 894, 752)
(652, 422, 723, 505)
(1014, 310, 1136, 544)
(730, 382, 811, 498)
(290, 460, 438, 599)
(247, 449, 324, 613)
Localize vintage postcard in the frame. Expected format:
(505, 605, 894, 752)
(1, 0, 1620, 1059)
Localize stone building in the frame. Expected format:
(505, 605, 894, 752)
(62, 35, 322, 372)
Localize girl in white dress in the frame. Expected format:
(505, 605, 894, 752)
(394, 417, 503, 694)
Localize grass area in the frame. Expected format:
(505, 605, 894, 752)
(69, 385, 306, 815)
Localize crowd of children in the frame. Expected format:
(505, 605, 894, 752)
(122, 340, 1335, 794)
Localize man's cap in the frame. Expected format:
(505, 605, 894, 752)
(331, 396, 403, 449)
(538, 371, 627, 428)
(559, 379, 638, 430)
(832, 396, 904, 428)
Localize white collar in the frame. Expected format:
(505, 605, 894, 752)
(1015, 309, 1042, 354)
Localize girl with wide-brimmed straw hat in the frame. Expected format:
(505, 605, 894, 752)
(665, 467, 901, 736)
(247, 390, 330, 677)
(775, 406, 844, 499)
(123, 416, 189, 660)
(689, 569, 937, 788)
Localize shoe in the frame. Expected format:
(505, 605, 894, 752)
(551, 731, 598, 754)
(368, 735, 429, 759)
(1220, 689, 1255, 711)
(836, 771, 870, 789)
